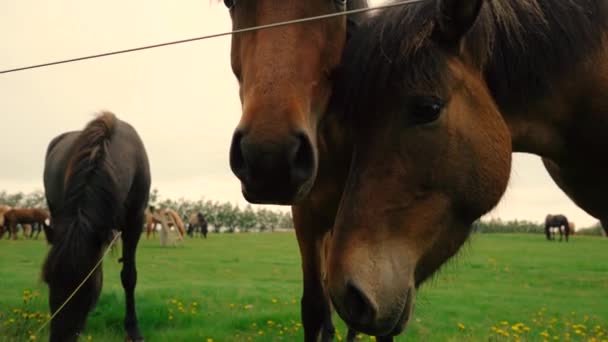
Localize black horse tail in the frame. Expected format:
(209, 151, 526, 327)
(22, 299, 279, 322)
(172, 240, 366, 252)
(43, 112, 120, 285)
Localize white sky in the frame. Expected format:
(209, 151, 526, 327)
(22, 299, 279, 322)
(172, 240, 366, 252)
(0, 1, 598, 227)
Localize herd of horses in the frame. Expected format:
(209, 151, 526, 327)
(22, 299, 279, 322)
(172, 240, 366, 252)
(3, 0, 608, 340)
(143, 207, 208, 240)
(0, 205, 208, 241)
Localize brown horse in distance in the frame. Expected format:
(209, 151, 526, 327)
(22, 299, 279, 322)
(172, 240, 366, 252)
(323, 0, 608, 337)
(43, 112, 150, 342)
(223, 1, 372, 340)
(0, 204, 12, 237)
(1, 208, 50, 240)
(145, 207, 185, 239)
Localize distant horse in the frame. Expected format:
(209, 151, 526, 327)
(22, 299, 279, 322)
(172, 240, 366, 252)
(0, 208, 49, 240)
(321, 0, 608, 336)
(569, 221, 576, 235)
(187, 212, 208, 238)
(144, 206, 160, 238)
(145, 207, 185, 239)
(165, 209, 186, 237)
(42, 112, 150, 342)
(545, 214, 571, 242)
(0, 205, 12, 237)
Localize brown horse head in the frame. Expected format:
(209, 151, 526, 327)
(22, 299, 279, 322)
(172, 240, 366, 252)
(326, 0, 511, 336)
(227, 0, 368, 204)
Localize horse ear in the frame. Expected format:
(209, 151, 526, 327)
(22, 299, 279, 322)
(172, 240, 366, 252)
(433, 0, 483, 51)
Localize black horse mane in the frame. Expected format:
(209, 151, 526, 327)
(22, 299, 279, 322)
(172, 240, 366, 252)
(338, 0, 608, 116)
(43, 112, 119, 283)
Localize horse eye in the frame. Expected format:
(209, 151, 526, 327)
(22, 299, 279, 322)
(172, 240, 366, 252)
(411, 97, 444, 124)
(224, 0, 235, 8)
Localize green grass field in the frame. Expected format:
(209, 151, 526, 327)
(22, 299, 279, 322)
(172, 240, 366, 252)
(0, 233, 606, 341)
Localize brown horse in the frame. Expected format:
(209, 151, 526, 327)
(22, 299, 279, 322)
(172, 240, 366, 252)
(43, 112, 150, 342)
(1, 208, 50, 240)
(0, 204, 12, 237)
(226, 0, 369, 205)
(322, 0, 608, 337)
(569, 221, 576, 235)
(224, 1, 372, 340)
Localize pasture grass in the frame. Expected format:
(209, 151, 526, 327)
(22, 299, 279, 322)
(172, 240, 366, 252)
(0, 233, 606, 341)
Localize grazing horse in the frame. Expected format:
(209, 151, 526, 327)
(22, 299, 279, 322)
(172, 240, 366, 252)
(1, 208, 50, 240)
(144, 206, 160, 238)
(224, 0, 372, 340)
(0, 204, 12, 238)
(569, 221, 576, 235)
(322, 0, 608, 336)
(145, 207, 185, 239)
(545, 214, 571, 242)
(187, 212, 208, 238)
(42, 112, 150, 342)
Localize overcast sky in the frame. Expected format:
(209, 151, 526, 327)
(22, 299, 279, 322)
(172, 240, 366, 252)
(0, 1, 599, 227)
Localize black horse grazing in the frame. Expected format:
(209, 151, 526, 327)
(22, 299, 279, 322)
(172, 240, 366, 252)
(42, 112, 150, 342)
(186, 212, 208, 238)
(545, 214, 570, 242)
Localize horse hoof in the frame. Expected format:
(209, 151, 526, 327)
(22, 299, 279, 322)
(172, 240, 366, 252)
(125, 336, 144, 342)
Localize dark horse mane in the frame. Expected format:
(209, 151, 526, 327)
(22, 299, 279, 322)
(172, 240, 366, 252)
(340, 0, 608, 115)
(43, 113, 119, 283)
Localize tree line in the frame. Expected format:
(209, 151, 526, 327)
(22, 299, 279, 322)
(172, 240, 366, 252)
(1, 189, 604, 235)
(472, 218, 604, 236)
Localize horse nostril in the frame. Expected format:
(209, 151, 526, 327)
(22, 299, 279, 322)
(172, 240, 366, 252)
(344, 281, 377, 326)
(289, 132, 314, 183)
(229, 130, 246, 178)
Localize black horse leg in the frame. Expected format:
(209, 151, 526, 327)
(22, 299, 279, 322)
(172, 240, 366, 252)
(30, 223, 37, 239)
(35, 223, 42, 239)
(559, 226, 563, 242)
(121, 214, 144, 342)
